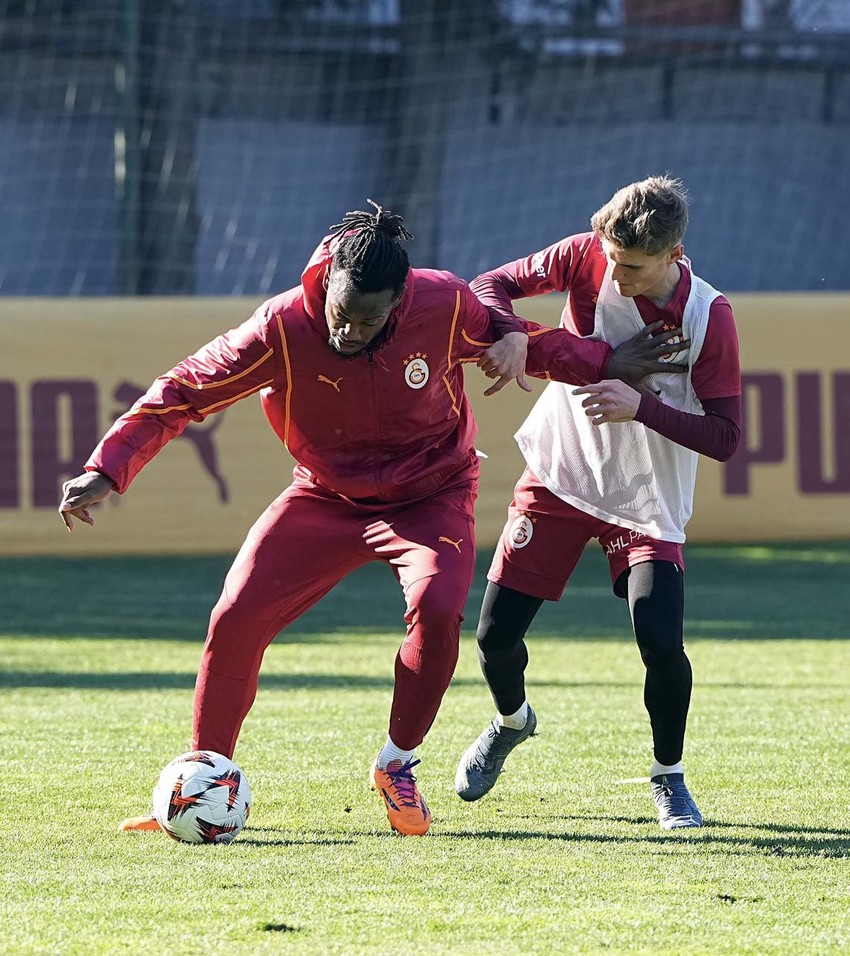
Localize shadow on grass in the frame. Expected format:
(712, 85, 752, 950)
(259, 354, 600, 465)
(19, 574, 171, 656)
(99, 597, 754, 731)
(1, 669, 846, 692)
(437, 823, 850, 859)
(575, 813, 850, 840)
(235, 815, 850, 858)
(0, 670, 650, 691)
(2, 543, 849, 642)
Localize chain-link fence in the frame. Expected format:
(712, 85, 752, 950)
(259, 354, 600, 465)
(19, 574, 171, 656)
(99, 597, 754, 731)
(1, 0, 847, 294)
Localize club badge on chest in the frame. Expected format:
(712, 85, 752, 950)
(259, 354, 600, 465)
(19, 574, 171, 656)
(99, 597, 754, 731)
(404, 354, 429, 389)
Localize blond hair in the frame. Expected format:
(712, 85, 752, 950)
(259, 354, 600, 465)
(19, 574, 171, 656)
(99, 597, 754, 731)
(591, 175, 689, 255)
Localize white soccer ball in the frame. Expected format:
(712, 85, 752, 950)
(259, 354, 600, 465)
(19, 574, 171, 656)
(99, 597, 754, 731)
(152, 750, 251, 844)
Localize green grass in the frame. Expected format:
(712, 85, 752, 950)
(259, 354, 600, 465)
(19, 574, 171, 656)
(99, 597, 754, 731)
(1, 544, 849, 955)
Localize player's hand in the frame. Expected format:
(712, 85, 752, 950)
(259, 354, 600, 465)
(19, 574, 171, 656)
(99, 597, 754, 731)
(58, 471, 114, 532)
(607, 320, 689, 387)
(573, 379, 642, 424)
(478, 331, 533, 396)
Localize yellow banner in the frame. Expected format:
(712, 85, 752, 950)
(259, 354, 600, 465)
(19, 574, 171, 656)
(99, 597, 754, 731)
(1, 294, 848, 555)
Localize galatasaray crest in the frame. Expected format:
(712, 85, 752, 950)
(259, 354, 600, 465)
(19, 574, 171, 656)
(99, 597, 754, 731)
(508, 513, 535, 549)
(404, 353, 429, 389)
(657, 324, 686, 363)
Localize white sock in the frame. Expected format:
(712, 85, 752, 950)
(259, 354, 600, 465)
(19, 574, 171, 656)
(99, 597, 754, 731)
(650, 759, 684, 779)
(377, 737, 416, 769)
(496, 701, 529, 730)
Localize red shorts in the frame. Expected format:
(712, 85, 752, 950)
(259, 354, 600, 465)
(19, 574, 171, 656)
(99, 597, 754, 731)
(488, 467, 684, 601)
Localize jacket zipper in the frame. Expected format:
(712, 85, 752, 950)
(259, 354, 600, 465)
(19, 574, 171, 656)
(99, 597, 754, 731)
(367, 347, 382, 496)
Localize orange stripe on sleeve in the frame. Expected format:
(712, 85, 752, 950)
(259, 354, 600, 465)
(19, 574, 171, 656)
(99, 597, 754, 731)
(446, 290, 462, 369)
(198, 379, 274, 414)
(275, 311, 293, 448)
(125, 403, 193, 417)
(461, 329, 496, 348)
(168, 349, 273, 390)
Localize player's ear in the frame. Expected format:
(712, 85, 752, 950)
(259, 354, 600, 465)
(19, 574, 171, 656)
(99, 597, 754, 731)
(669, 244, 684, 263)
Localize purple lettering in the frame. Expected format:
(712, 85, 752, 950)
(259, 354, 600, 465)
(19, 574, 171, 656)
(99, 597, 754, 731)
(0, 381, 19, 508)
(797, 372, 850, 494)
(30, 380, 99, 508)
(723, 373, 785, 495)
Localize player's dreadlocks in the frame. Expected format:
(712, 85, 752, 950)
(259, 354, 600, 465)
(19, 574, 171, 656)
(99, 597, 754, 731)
(329, 199, 413, 296)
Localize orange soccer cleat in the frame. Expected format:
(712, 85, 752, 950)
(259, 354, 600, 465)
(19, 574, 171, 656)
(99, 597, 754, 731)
(370, 757, 431, 836)
(118, 812, 162, 833)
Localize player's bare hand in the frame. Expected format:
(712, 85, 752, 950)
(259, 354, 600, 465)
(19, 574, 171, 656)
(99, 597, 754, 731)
(58, 471, 114, 532)
(607, 320, 690, 387)
(573, 379, 642, 424)
(478, 331, 533, 396)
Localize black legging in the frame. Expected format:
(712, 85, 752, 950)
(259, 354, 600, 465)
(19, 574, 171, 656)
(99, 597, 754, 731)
(476, 560, 691, 765)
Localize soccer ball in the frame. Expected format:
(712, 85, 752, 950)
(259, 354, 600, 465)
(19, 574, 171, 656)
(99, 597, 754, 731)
(152, 750, 251, 844)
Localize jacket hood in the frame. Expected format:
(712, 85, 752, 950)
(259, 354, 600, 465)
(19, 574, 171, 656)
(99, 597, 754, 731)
(299, 233, 415, 346)
(300, 233, 336, 321)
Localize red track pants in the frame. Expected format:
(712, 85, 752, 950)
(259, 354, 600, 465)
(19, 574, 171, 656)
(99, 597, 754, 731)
(192, 472, 477, 756)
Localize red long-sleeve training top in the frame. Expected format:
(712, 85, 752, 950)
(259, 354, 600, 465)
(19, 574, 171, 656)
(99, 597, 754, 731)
(87, 236, 613, 504)
(471, 232, 742, 462)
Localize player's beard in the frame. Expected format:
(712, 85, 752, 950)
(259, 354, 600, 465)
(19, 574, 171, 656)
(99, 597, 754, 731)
(327, 334, 365, 356)
(327, 324, 390, 356)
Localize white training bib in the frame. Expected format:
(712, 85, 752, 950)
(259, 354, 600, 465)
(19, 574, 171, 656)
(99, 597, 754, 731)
(516, 260, 720, 543)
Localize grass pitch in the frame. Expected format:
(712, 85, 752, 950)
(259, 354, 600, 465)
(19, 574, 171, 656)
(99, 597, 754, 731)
(1, 543, 849, 955)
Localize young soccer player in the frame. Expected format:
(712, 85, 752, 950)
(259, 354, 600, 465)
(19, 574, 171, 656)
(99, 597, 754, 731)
(455, 176, 742, 829)
(59, 201, 683, 836)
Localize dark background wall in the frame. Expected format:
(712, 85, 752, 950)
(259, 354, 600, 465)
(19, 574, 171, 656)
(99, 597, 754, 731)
(0, 0, 847, 296)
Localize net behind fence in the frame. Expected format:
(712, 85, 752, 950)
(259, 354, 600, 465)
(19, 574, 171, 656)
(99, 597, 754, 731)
(0, 0, 848, 296)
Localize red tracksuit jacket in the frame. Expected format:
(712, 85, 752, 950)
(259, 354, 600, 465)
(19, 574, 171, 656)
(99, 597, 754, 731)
(87, 236, 612, 504)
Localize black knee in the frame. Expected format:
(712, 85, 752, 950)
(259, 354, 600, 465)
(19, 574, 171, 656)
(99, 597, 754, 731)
(476, 582, 542, 659)
(619, 561, 686, 669)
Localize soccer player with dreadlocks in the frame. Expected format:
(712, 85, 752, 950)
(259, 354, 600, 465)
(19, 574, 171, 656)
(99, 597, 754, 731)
(59, 201, 683, 836)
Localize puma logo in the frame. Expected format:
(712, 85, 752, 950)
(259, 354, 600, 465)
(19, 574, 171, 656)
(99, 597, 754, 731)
(438, 536, 463, 553)
(318, 375, 342, 391)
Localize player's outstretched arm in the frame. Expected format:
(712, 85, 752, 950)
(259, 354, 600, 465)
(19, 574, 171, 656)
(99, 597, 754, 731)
(471, 235, 603, 393)
(86, 310, 277, 495)
(455, 282, 532, 395)
(523, 318, 688, 389)
(58, 471, 114, 532)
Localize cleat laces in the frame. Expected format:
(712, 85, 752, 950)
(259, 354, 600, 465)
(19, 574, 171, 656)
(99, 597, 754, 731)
(651, 774, 702, 826)
(473, 723, 530, 769)
(384, 758, 422, 806)
(658, 782, 691, 817)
